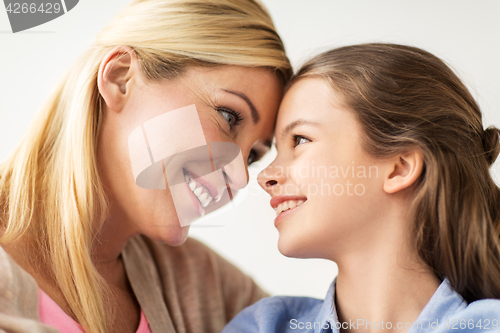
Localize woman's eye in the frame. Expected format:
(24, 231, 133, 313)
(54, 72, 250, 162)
(220, 110, 235, 125)
(217, 107, 243, 129)
(293, 135, 311, 147)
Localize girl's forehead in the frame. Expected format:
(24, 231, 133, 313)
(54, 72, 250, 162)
(278, 79, 337, 120)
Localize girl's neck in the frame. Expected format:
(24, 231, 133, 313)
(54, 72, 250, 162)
(334, 235, 441, 333)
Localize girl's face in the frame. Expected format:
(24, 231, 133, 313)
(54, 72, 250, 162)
(98, 61, 283, 246)
(258, 78, 391, 260)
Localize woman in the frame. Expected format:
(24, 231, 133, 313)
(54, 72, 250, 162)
(223, 43, 500, 332)
(0, 0, 292, 332)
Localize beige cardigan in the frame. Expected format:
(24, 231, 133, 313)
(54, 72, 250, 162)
(0, 235, 269, 333)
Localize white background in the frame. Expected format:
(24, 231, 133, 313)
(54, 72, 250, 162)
(1, 1, 499, 299)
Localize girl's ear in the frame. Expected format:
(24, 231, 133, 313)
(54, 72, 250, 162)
(383, 150, 424, 194)
(97, 46, 140, 113)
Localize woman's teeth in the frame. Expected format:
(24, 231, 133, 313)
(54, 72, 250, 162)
(185, 172, 213, 208)
(275, 200, 305, 216)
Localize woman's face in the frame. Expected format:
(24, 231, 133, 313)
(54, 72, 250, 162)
(97, 59, 283, 246)
(258, 78, 390, 260)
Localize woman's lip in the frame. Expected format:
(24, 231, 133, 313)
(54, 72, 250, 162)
(184, 167, 219, 199)
(274, 200, 306, 228)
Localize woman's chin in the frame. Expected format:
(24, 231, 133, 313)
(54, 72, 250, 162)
(146, 223, 191, 247)
(168, 224, 191, 246)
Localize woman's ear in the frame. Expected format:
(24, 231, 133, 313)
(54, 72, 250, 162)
(383, 150, 424, 194)
(97, 46, 139, 113)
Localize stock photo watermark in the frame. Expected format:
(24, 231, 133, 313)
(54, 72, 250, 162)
(3, 0, 79, 33)
(290, 318, 499, 331)
(127, 102, 381, 228)
(250, 160, 380, 197)
(128, 104, 247, 227)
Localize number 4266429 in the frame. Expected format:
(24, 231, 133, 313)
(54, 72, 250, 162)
(5, 3, 62, 14)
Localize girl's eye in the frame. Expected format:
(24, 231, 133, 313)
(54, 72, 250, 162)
(293, 135, 311, 147)
(217, 107, 243, 129)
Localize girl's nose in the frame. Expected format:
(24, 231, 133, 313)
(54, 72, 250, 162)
(257, 162, 285, 194)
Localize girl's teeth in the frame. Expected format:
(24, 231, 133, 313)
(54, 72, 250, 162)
(275, 199, 306, 216)
(193, 187, 203, 197)
(189, 181, 196, 191)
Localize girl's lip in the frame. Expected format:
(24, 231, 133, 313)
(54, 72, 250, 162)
(274, 201, 306, 228)
(270, 195, 308, 209)
(183, 167, 220, 200)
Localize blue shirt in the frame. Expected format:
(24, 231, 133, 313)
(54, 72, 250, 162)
(222, 277, 500, 332)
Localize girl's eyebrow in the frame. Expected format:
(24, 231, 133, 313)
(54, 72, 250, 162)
(280, 118, 321, 139)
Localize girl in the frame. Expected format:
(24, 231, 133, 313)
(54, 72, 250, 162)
(222, 43, 500, 332)
(0, 0, 292, 332)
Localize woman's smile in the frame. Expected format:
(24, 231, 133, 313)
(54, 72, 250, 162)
(183, 167, 223, 216)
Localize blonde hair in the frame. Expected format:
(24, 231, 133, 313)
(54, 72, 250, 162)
(0, 0, 292, 332)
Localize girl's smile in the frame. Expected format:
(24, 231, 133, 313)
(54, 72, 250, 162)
(271, 195, 308, 227)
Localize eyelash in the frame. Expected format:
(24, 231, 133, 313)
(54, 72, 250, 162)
(217, 107, 243, 130)
(292, 134, 311, 148)
(215, 107, 260, 164)
(247, 149, 265, 165)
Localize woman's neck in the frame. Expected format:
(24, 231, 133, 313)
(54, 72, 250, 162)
(91, 205, 138, 266)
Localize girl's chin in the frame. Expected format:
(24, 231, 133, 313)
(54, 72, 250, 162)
(277, 232, 319, 259)
(277, 236, 303, 258)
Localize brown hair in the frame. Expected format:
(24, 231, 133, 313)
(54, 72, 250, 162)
(294, 43, 500, 303)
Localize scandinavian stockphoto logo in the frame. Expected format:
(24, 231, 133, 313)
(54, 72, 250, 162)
(3, 0, 78, 33)
(128, 105, 248, 227)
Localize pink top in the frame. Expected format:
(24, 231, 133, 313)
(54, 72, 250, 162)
(38, 288, 153, 333)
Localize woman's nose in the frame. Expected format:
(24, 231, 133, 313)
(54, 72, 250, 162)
(220, 159, 249, 190)
(257, 161, 284, 194)
(209, 142, 248, 191)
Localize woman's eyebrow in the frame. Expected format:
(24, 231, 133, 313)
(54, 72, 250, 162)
(222, 89, 260, 124)
(280, 118, 321, 139)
